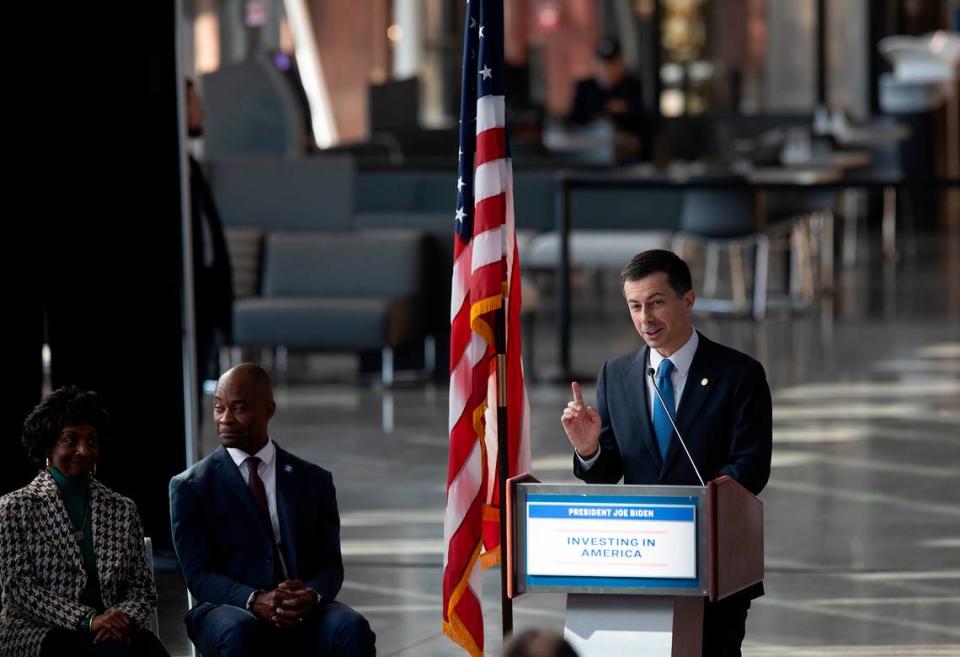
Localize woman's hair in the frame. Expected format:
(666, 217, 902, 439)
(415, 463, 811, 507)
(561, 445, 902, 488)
(21, 385, 110, 469)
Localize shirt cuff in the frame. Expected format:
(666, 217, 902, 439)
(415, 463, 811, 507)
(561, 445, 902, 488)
(576, 444, 601, 469)
(245, 590, 262, 611)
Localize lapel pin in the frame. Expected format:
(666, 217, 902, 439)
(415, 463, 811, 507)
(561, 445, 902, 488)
(701, 378, 709, 386)
(284, 464, 293, 473)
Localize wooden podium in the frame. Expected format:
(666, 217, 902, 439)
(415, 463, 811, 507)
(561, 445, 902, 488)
(507, 475, 762, 657)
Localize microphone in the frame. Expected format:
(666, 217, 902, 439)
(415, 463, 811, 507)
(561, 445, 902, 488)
(647, 367, 705, 487)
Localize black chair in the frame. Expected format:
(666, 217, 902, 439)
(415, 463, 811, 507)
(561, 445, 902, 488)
(672, 189, 770, 318)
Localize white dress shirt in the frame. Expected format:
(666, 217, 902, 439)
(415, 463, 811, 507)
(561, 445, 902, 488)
(228, 439, 321, 609)
(646, 328, 698, 419)
(226, 439, 282, 544)
(579, 329, 699, 469)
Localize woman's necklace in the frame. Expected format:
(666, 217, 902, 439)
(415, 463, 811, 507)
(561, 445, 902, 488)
(70, 502, 90, 543)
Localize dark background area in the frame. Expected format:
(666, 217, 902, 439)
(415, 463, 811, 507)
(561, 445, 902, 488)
(5, 1, 187, 549)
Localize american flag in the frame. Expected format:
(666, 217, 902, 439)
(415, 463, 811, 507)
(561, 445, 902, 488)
(443, 1, 530, 655)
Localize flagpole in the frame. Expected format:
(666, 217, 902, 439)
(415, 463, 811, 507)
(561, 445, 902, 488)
(494, 303, 513, 639)
(493, 0, 513, 638)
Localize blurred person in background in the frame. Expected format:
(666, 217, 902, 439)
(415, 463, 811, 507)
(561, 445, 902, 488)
(568, 37, 648, 160)
(185, 79, 233, 390)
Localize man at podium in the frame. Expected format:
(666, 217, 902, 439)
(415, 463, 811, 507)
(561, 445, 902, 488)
(561, 249, 772, 657)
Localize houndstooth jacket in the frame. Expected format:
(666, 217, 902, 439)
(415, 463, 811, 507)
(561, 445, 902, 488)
(0, 472, 158, 657)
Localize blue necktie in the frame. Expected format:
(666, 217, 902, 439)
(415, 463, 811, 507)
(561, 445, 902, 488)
(652, 359, 676, 460)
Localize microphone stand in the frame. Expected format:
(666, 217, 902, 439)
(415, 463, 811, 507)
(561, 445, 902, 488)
(647, 367, 706, 487)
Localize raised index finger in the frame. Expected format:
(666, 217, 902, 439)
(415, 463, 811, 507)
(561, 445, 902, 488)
(571, 381, 583, 406)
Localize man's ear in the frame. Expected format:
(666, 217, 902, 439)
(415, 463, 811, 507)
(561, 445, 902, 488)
(683, 289, 696, 310)
(266, 401, 277, 420)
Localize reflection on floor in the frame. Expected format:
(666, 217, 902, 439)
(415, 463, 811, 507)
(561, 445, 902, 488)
(157, 233, 960, 656)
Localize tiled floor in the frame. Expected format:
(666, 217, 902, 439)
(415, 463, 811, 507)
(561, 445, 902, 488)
(156, 231, 960, 656)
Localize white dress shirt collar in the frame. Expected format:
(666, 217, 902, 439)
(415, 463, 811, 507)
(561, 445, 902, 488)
(226, 438, 276, 469)
(648, 328, 699, 377)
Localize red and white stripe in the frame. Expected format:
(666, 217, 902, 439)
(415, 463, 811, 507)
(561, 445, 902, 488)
(443, 93, 531, 657)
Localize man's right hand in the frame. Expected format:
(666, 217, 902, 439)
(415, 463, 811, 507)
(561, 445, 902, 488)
(251, 589, 300, 630)
(561, 381, 601, 458)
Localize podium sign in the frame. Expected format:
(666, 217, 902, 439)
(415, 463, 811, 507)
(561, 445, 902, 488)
(507, 477, 763, 657)
(516, 484, 708, 596)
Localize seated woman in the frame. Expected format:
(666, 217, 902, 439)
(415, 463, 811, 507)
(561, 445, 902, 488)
(0, 386, 169, 657)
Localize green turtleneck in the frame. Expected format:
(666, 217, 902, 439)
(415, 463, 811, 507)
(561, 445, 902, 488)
(49, 467, 104, 621)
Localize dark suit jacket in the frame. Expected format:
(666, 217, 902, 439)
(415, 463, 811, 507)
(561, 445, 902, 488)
(169, 444, 343, 611)
(189, 155, 233, 341)
(573, 332, 772, 599)
(568, 75, 646, 134)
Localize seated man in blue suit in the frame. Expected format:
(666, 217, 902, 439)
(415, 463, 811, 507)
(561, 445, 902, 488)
(170, 363, 375, 657)
(561, 250, 772, 657)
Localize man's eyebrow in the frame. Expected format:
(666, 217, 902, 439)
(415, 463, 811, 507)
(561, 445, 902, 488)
(628, 292, 664, 303)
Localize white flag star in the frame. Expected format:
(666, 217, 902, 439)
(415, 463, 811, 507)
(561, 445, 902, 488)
(457, 177, 465, 191)
(479, 25, 485, 38)
(455, 207, 467, 223)
(469, 18, 477, 29)
(480, 65, 492, 80)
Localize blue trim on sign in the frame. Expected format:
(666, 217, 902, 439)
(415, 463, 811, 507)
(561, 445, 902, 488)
(527, 504, 694, 521)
